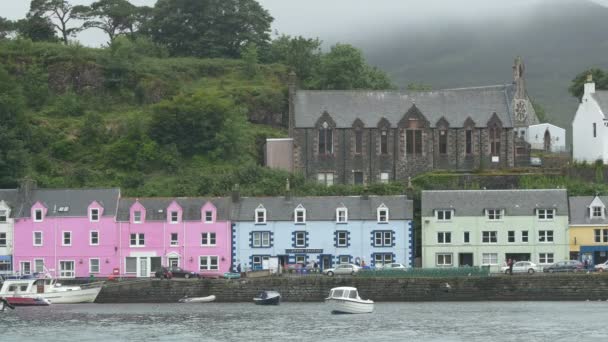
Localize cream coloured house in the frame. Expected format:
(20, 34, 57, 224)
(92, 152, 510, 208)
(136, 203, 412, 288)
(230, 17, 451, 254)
(421, 189, 569, 272)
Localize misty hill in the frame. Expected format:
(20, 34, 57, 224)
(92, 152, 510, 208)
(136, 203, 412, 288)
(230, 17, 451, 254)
(349, 0, 608, 137)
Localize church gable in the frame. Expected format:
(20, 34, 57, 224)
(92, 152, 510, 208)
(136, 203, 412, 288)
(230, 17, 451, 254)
(435, 117, 450, 129)
(487, 112, 503, 128)
(377, 117, 391, 129)
(314, 111, 336, 128)
(463, 117, 476, 128)
(398, 104, 429, 129)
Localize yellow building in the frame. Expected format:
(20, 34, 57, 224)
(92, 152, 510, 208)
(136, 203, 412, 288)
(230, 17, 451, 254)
(569, 196, 608, 264)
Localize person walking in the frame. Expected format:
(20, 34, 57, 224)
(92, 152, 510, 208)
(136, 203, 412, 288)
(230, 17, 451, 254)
(508, 258, 514, 275)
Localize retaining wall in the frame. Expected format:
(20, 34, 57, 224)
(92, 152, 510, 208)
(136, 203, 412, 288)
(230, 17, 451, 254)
(95, 274, 608, 303)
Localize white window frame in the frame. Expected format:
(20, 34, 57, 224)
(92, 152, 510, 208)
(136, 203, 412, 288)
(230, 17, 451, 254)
(130, 233, 145, 247)
(436, 253, 453, 266)
(62, 231, 72, 246)
(482, 231, 497, 243)
(374, 231, 393, 247)
(255, 206, 266, 224)
(33, 231, 43, 246)
(201, 232, 217, 246)
(90, 208, 100, 222)
(89, 258, 100, 274)
(170, 232, 179, 246)
(0, 209, 7, 223)
(199, 256, 219, 271)
(482, 253, 498, 265)
(591, 206, 604, 218)
(336, 207, 348, 223)
(34, 209, 43, 222)
(339, 256, 350, 264)
(0, 232, 6, 247)
(537, 209, 555, 221)
(205, 210, 213, 223)
(521, 230, 529, 243)
(436, 210, 453, 221)
(539, 253, 554, 264)
(59, 260, 75, 278)
(336, 231, 348, 247)
(294, 205, 306, 224)
(538, 230, 554, 243)
(252, 231, 271, 248)
(34, 259, 44, 273)
(170, 211, 179, 223)
(377, 205, 389, 223)
(486, 209, 503, 221)
(375, 253, 392, 265)
(380, 172, 389, 184)
(317, 172, 334, 187)
(133, 210, 142, 223)
(437, 232, 451, 244)
(295, 231, 306, 248)
(20, 261, 31, 275)
(507, 230, 515, 243)
(295, 255, 306, 264)
(90, 231, 99, 246)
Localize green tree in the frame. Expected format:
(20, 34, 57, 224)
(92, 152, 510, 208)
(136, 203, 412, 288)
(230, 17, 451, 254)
(144, 0, 273, 58)
(406, 83, 433, 91)
(16, 12, 57, 42)
(242, 42, 258, 78)
(75, 0, 138, 43)
(0, 17, 15, 39)
(531, 101, 547, 123)
(268, 34, 322, 83)
(569, 68, 608, 99)
(311, 43, 394, 90)
(29, 0, 83, 44)
(149, 90, 247, 159)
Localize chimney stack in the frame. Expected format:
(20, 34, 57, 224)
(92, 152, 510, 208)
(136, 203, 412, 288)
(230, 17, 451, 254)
(19, 177, 36, 204)
(584, 73, 596, 98)
(288, 71, 297, 138)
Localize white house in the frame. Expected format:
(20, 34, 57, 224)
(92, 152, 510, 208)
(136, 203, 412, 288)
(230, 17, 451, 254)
(0, 190, 18, 276)
(525, 123, 566, 153)
(572, 75, 608, 163)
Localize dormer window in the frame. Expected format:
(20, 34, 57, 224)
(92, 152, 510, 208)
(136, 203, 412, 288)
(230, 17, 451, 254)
(537, 209, 555, 220)
(205, 210, 213, 223)
(486, 209, 502, 220)
(133, 211, 142, 223)
(377, 204, 389, 223)
(436, 210, 453, 221)
(34, 209, 43, 222)
(295, 205, 306, 224)
(0, 210, 7, 223)
(592, 206, 603, 218)
(170, 211, 179, 223)
(336, 207, 348, 223)
(90, 208, 99, 222)
(255, 205, 266, 224)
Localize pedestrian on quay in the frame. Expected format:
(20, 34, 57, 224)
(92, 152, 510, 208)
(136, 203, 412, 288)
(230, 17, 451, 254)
(508, 258, 513, 275)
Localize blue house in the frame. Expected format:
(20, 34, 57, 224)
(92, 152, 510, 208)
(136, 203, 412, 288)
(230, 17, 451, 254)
(231, 195, 414, 271)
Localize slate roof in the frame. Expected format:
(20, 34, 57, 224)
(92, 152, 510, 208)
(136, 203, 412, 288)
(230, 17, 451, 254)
(421, 189, 568, 217)
(0, 189, 19, 217)
(116, 197, 233, 221)
(591, 91, 608, 117)
(232, 195, 413, 221)
(294, 85, 516, 128)
(569, 196, 608, 225)
(16, 188, 121, 218)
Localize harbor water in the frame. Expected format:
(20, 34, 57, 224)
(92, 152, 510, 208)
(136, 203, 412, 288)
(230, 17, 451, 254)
(2, 301, 607, 341)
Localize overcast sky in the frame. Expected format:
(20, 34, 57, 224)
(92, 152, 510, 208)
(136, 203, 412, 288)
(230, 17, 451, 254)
(3, 0, 607, 47)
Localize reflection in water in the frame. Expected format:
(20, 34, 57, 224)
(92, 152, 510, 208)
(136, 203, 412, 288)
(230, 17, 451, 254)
(1, 302, 608, 341)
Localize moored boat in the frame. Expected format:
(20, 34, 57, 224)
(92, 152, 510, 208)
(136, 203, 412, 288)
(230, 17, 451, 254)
(5, 296, 50, 307)
(178, 295, 216, 303)
(0, 276, 102, 304)
(253, 291, 281, 305)
(325, 287, 374, 314)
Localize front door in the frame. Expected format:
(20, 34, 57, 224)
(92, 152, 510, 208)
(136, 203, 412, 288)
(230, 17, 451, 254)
(459, 253, 473, 267)
(321, 255, 332, 271)
(168, 257, 179, 268)
(139, 258, 148, 277)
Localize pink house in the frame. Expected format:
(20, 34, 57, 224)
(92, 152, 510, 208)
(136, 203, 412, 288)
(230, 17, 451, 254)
(116, 197, 233, 277)
(12, 188, 121, 278)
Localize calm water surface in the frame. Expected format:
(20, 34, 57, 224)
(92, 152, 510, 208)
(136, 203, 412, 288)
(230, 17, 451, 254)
(2, 301, 608, 341)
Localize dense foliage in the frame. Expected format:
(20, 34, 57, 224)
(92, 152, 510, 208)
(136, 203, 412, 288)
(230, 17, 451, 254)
(569, 68, 608, 99)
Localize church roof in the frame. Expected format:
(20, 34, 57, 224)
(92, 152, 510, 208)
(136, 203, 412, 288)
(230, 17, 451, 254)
(591, 91, 608, 117)
(294, 84, 516, 128)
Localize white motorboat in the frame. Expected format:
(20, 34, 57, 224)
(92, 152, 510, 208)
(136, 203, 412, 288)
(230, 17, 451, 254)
(0, 277, 102, 304)
(325, 287, 374, 314)
(178, 295, 216, 303)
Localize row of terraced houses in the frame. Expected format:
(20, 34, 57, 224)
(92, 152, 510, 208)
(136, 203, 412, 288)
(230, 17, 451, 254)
(1, 185, 608, 278)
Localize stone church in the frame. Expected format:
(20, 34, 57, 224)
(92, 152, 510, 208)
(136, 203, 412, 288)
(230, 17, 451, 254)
(272, 57, 538, 185)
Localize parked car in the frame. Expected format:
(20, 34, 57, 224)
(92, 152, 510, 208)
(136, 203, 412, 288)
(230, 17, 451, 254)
(155, 266, 200, 279)
(594, 260, 608, 272)
(500, 261, 541, 274)
(323, 264, 360, 276)
(543, 260, 584, 273)
(380, 263, 408, 270)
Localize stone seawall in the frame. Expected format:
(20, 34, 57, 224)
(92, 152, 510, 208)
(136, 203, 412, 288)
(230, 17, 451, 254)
(95, 274, 608, 303)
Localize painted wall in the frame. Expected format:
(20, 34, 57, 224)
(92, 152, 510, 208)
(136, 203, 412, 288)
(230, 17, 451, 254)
(526, 124, 566, 152)
(422, 213, 569, 272)
(0, 201, 14, 274)
(572, 87, 607, 163)
(233, 219, 413, 271)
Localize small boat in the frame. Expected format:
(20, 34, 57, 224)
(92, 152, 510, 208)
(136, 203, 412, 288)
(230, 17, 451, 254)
(178, 295, 216, 303)
(223, 272, 241, 279)
(0, 276, 102, 304)
(325, 287, 374, 314)
(4, 296, 50, 307)
(253, 291, 281, 305)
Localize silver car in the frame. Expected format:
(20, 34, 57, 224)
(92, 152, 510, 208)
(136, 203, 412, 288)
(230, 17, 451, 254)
(323, 264, 361, 276)
(380, 263, 407, 270)
(500, 261, 541, 274)
(594, 260, 608, 272)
